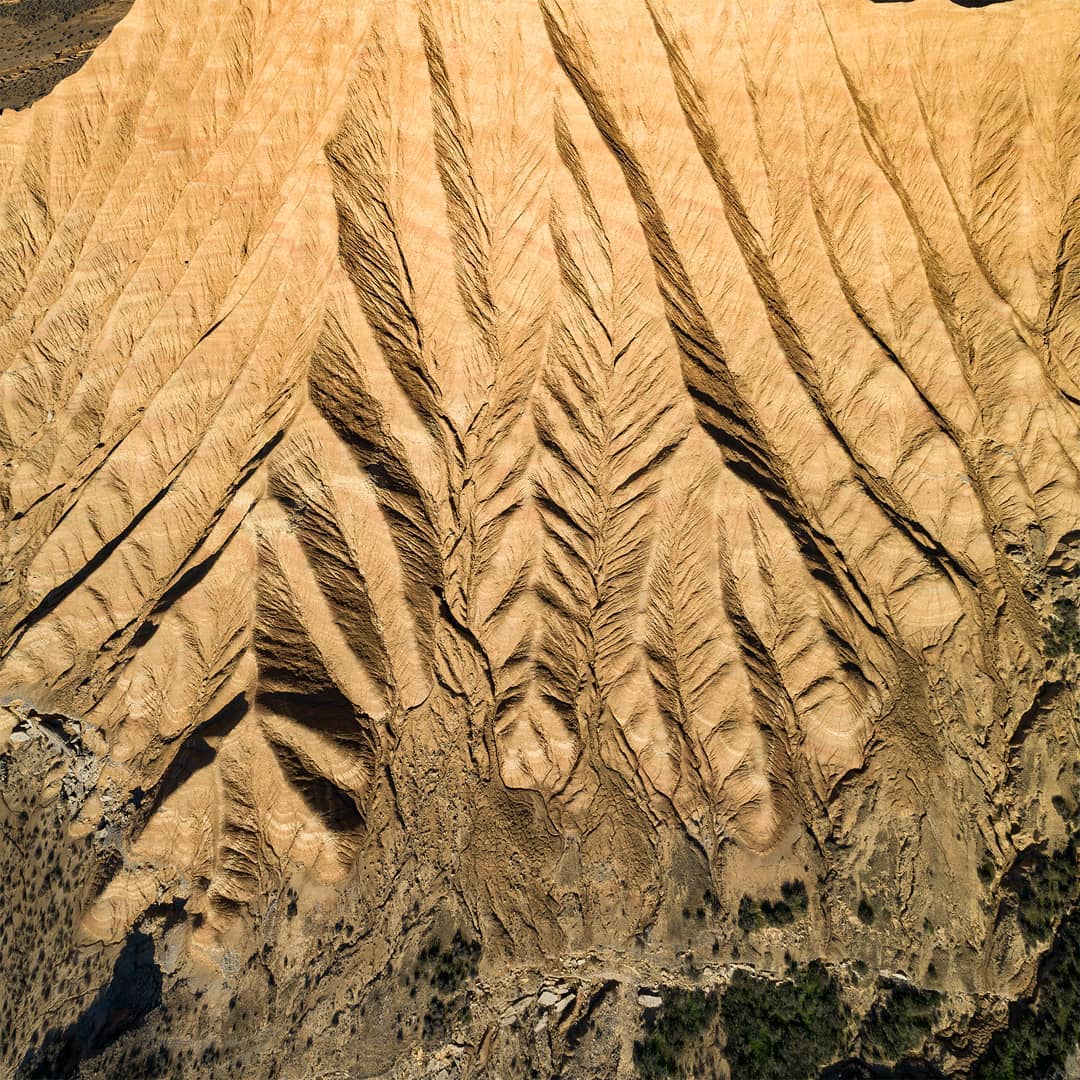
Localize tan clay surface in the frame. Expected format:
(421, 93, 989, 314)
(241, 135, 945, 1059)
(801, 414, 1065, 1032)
(1, 0, 1078, 1075)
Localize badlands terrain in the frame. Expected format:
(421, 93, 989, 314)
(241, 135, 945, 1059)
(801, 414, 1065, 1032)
(1, 0, 1080, 1075)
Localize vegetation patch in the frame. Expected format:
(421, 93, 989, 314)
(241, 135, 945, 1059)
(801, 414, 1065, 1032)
(414, 929, 480, 993)
(634, 988, 718, 1079)
(1044, 598, 1080, 659)
(1010, 839, 1079, 945)
(972, 777, 1080, 1080)
(737, 880, 809, 931)
(720, 960, 849, 1080)
(973, 903, 1080, 1079)
(860, 981, 941, 1062)
(413, 929, 480, 1040)
(973, 790, 1080, 1080)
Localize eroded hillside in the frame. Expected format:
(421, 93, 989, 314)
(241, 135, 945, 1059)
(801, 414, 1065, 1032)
(1, 0, 1079, 1075)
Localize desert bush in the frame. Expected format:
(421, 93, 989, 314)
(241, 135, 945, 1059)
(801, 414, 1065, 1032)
(1014, 840, 1077, 945)
(721, 960, 849, 1080)
(974, 905, 1080, 1079)
(1044, 598, 1080, 659)
(861, 982, 941, 1061)
(738, 880, 809, 931)
(634, 988, 717, 1079)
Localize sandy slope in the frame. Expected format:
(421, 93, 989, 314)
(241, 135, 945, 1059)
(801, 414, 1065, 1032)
(1, 0, 1079, 1074)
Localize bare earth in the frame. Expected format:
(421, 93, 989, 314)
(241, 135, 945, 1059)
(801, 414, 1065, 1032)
(1, 0, 1079, 1076)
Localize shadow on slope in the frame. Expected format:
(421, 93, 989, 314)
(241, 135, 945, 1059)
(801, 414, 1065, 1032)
(16, 928, 162, 1079)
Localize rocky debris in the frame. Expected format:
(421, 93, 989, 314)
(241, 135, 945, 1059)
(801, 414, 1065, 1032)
(500, 996, 533, 1027)
(0, 701, 102, 818)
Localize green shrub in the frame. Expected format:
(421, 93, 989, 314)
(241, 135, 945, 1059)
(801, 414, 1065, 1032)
(1052, 794, 1070, 820)
(634, 988, 717, 1079)
(857, 898, 875, 925)
(738, 895, 762, 932)
(1014, 840, 1078, 945)
(415, 929, 481, 993)
(1044, 598, 1080, 659)
(861, 982, 941, 1061)
(738, 880, 809, 931)
(721, 960, 849, 1080)
(781, 879, 809, 914)
(973, 905, 1080, 1079)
